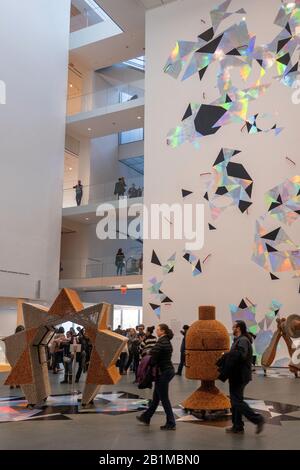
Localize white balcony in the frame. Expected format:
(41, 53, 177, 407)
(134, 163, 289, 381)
(66, 84, 144, 138)
(59, 256, 143, 291)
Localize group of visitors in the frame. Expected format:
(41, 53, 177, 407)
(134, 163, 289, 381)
(71, 177, 143, 207)
(9, 318, 265, 435)
(48, 326, 92, 384)
(114, 324, 156, 380)
(114, 177, 143, 199)
(115, 249, 143, 276)
(113, 320, 265, 434)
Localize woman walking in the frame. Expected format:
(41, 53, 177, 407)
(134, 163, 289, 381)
(136, 324, 176, 430)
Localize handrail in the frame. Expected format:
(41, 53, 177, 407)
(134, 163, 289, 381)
(59, 254, 142, 280)
(67, 85, 145, 102)
(62, 176, 144, 208)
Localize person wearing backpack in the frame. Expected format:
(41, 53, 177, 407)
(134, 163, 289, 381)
(225, 320, 265, 435)
(136, 323, 176, 431)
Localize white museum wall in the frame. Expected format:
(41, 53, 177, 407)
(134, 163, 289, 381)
(60, 223, 142, 279)
(90, 134, 142, 189)
(95, 64, 145, 92)
(118, 140, 144, 161)
(144, 0, 299, 362)
(92, 65, 144, 108)
(0, 0, 70, 301)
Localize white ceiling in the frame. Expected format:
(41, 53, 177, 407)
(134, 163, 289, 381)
(71, 0, 146, 70)
(138, 0, 177, 9)
(62, 195, 144, 225)
(70, 0, 177, 70)
(66, 98, 144, 138)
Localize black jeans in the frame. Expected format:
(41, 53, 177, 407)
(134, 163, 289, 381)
(125, 351, 139, 374)
(76, 193, 82, 206)
(177, 351, 185, 375)
(229, 380, 262, 430)
(119, 352, 128, 374)
(53, 351, 63, 372)
(142, 368, 175, 426)
(75, 351, 86, 381)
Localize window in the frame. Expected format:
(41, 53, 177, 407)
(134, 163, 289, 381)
(113, 308, 122, 330)
(119, 128, 144, 145)
(59, 321, 81, 332)
(123, 56, 145, 71)
(113, 306, 143, 330)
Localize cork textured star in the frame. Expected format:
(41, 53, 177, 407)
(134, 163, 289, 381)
(3, 289, 127, 406)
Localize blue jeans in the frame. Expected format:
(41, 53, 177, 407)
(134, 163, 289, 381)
(116, 263, 123, 275)
(142, 368, 175, 426)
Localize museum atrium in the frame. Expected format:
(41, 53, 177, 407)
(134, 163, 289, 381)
(0, 0, 300, 457)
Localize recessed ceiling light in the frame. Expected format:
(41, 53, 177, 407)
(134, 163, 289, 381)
(69, 84, 73, 88)
(69, 167, 72, 171)
(88, 128, 92, 131)
(137, 116, 142, 120)
(85, 217, 89, 220)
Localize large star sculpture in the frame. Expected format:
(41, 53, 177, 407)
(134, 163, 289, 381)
(3, 289, 127, 406)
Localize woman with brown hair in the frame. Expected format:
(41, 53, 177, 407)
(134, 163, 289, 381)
(136, 323, 176, 430)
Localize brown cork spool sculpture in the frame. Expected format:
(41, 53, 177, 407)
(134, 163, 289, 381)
(182, 305, 231, 412)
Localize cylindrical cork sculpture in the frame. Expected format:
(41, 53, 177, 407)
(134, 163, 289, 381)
(182, 305, 230, 411)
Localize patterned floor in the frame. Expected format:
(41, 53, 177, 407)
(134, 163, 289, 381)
(255, 367, 299, 379)
(0, 392, 149, 423)
(1, 388, 300, 428)
(173, 398, 300, 427)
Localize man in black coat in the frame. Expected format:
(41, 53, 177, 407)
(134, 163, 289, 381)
(175, 325, 189, 376)
(225, 320, 265, 434)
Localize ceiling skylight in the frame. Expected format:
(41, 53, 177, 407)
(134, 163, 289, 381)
(123, 56, 145, 71)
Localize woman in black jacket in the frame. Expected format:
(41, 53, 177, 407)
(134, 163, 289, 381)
(136, 323, 176, 430)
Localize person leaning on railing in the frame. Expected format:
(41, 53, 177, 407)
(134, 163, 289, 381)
(73, 180, 83, 206)
(115, 248, 125, 275)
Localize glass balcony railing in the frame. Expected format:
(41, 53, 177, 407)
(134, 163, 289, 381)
(70, 11, 103, 33)
(63, 176, 143, 208)
(60, 255, 143, 280)
(70, 0, 123, 34)
(67, 84, 145, 116)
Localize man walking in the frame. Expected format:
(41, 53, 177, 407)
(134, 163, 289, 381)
(225, 320, 265, 434)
